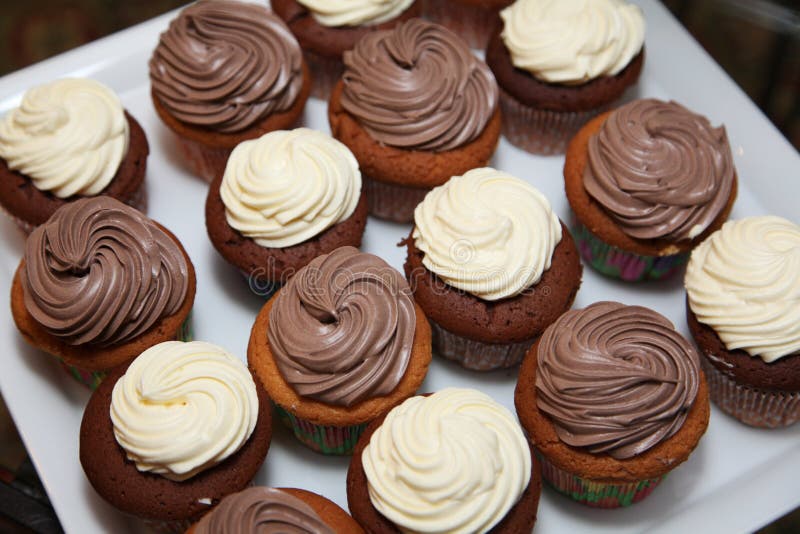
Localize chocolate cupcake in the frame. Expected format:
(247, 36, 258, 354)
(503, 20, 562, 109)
(405, 167, 582, 371)
(329, 18, 501, 222)
(565, 99, 737, 282)
(423, 0, 512, 49)
(186, 487, 364, 533)
(272, 0, 422, 98)
(248, 246, 432, 455)
(347, 388, 541, 532)
(486, 0, 645, 154)
(80, 341, 272, 532)
(206, 128, 366, 296)
(685, 216, 800, 428)
(150, 0, 310, 183)
(515, 302, 710, 508)
(10, 197, 195, 389)
(0, 78, 148, 232)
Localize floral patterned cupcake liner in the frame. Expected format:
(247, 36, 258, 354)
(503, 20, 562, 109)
(701, 357, 800, 428)
(274, 403, 367, 456)
(431, 320, 533, 371)
(59, 310, 194, 390)
(536, 451, 664, 508)
(571, 217, 688, 282)
(364, 176, 430, 223)
(423, 0, 504, 49)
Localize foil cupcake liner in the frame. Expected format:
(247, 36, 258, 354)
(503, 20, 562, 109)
(701, 357, 800, 428)
(431, 320, 532, 371)
(274, 404, 367, 456)
(173, 134, 232, 184)
(500, 89, 606, 156)
(423, 0, 504, 49)
(59, 310, 194, 389)
(571, 217, 688, 282)
(304, 50, 343, 102)
(364, 176, 430, 223)
(536, 451, 664, 508)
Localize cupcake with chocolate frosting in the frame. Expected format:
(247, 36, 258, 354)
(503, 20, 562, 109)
(329, 18, 501, 222)
(272, 0, 422, 98)
(685, 216, 800, 428)
(248, 246, 432, 455)
(0, 78, 148, 232)
(565, 98, 737, 281)
(10, 197, 195, 388)
(150, 0, 310, 182)
(515, 301, 710, 508)
(186, 486, 363, 533)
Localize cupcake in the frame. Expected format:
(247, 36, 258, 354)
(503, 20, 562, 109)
(515, 301, 710, 508)
(248, 246, 432, 455)
(565, 99, 738, 282)
(186, 486, 364, 533)
(10, 197, 195, 389)
(150, 0, 310, 183)
(0, 78, 148, 233)
(486, 0, 645, 154)
(328, 18, 501, 223)
(423, 0, 512, 49)
(206, 128, 367, 297)
(405, 167, 582, 371)
(272, 0, 422, 98)
(685, 216, 800, 428)
(347, 388, 541, 533)
(80, 341, 272, 532)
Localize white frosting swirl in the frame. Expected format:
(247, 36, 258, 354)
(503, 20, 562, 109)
(0, 78, 129, 198)
(110, 341, 259, 481)
(500, 0, 645, 84)
(297, 0, 414, 27)
(412, 167, 561, 301)
(220, 128, 361, 248)
(362, 388, 531, 534)
(685, 216, 800, 362)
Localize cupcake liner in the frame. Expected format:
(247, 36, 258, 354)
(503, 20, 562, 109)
(59, 310, 194, 389)
(423, 0, 503, 49)
(571, 217, 688, 282)
(431, 320, 532, 371)
(701, 357, 800, 428)
(239, 269, 282, 299)
(142, 517, 197, 534)
(500, 89, 606, 156)
(274, 403, 367, 456)
(122, 182, 149, 214)
(364, 176, 430, 223)
(173, 134, 232, 184)
(536, 451, 664, 508)
(304, 50, 343, 101)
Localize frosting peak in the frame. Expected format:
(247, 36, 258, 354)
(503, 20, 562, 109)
(0, 78, 129, 198)
(150, 0, 303, 133)
(341, 18, 498, 152)
(268, 247, 416, 407)
(298, 0, 414, 27)
(536, 302, 700, 459)
(22, 197, 188, 346)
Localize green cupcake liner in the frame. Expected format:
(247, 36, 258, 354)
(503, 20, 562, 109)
(274, 404, 367, 456)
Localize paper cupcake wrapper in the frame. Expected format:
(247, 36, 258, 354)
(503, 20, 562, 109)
(500, 89, 606, 156)
(172, 133, 232, 184)
(142, 517, 196, 534)
(431, 320, 533, 371)
(59, 310, 194, 389)
(536, 451, 664, 508)
(701, 357, 800, 428)
(571, 217, 688, 282)
(423, 0, 503, 49)
(239, 269, 282, 299)
(304, 50, 343, 102)
(274, 403, 367, 456)
(364, 176, 430, 223)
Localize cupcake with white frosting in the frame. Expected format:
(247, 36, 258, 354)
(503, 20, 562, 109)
(205, 128, 367, 296)
(0, 78, 148, 232)
(685, 216, 800, 428)
(404, 167, 582, 371)
(485, 0, 645, 154)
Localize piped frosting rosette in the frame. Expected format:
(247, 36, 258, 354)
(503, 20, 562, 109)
(298, 0, 414, 26)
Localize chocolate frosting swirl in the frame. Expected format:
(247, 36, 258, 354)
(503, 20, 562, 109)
(584, 99, 735, 241)
(536, 301, 700, 460)
(268, 246, 415, 407)
(193, 487, 334, 534)
(150, 0, 303, 133)
(341, 18, 498, 152)
(22, 197, 188, 346)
